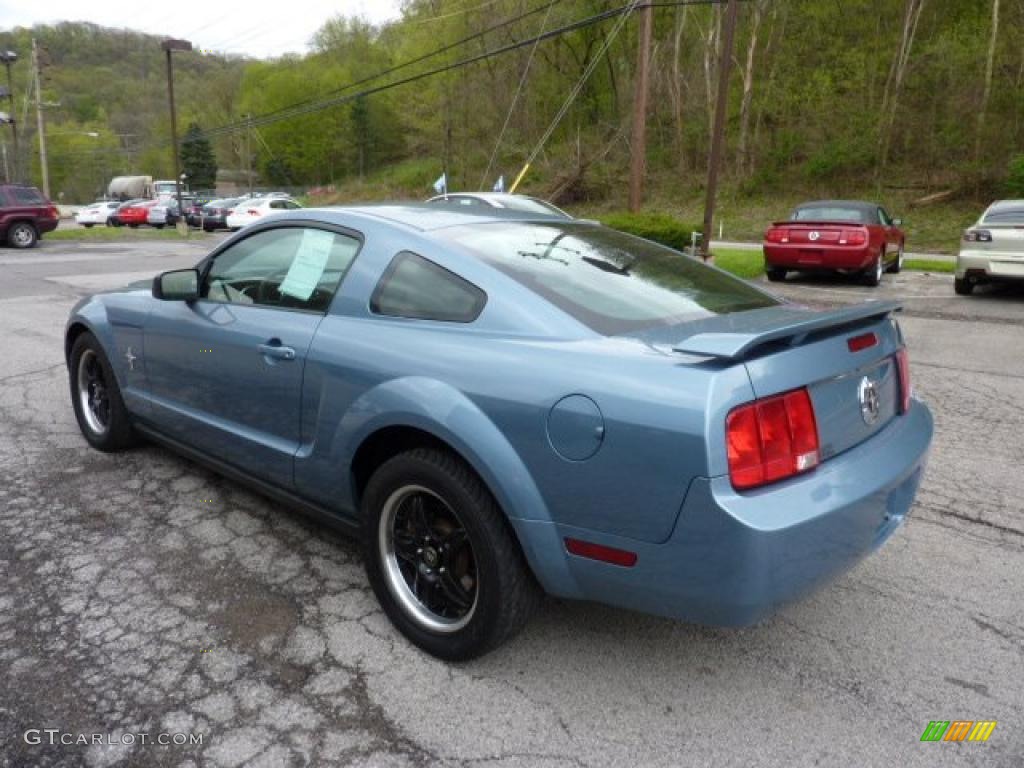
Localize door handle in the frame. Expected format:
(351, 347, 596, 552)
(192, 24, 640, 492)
(258, 341, 296, 361)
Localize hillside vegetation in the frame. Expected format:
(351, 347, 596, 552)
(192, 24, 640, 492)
(2, 0, 1022, 249)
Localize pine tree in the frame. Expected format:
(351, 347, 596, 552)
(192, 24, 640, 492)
(180, 123, 217, 192)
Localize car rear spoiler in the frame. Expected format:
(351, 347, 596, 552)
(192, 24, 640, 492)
(673, 300, 902, 361)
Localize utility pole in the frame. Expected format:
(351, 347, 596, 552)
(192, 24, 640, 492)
(628, 2, 653, 212)
(31, 38, 49, 198)
(1, 141, 9, 182)
(246, 114, 252, 195)
(161, 38, 191, 225)
(0, 51, 19, 182)
(700, 0, 740, 261)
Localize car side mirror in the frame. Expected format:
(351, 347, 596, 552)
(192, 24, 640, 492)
(153, 268, 200, 301)
(892, 218, 902, 227)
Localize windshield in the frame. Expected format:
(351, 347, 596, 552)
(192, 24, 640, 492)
(791, 206, 871, 223)
(438, 222, 778, 335)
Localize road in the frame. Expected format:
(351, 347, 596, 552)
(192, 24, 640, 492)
(1, 238, 1021, 767)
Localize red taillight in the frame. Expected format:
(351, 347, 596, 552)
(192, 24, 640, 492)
(248, 209, 259, 216)
(48, 205, 59, 219)
(847, 332, 878, 352)
(895, 347, 911, 413)
(564, 538, 637, 567)
(839, 228, 868, 246)
(726, 387, 820, 490)
(765, 228, 787, 243)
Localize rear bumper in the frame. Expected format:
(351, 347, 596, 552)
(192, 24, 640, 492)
(514, 399, 933, 625)
(956, 249, 1024, 281)
(38, 218, 59, 235)
(764, 243, 875, 271)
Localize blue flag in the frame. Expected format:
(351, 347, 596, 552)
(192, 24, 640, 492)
(492, 175, 505, 193)
(432, 173, 447, 195)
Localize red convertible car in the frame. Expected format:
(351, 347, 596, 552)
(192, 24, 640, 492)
(763, 200, 905, 286)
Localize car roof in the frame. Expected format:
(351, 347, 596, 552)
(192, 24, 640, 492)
(986, 199, 1024, 211)
(793, 200, 881, 212)
(299, 203, 569, 232)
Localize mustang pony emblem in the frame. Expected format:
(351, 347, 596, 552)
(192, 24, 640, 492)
(858, 376, 880, 425)
(808, 230, 821, 241)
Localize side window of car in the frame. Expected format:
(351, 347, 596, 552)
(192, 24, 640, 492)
(203, 226, 361, 313)
(371, 251, 486, 323)
(285, 201, 302, 210)
(878, 208, 891, 226)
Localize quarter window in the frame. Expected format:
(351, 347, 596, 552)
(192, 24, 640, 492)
(371, 251, 486, 323)
(203, 226, 360, 313)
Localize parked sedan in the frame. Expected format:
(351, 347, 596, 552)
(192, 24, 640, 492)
(199, 197, 242, 231)
(427, 192, 571, 218)
(76, 201, 120, 228)
(147, 202, 181, 229)
(116, 199, 158, 228)
(763, 200, 905, 286)
(65, 205, 932, 660)
(224, 196, 302, 230)
(955, 199, 1024, 295)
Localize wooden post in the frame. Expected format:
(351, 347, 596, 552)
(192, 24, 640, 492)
(628, 3, 653, 212)
(700, 0, 739, 261)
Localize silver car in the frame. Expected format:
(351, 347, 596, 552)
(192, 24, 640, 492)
(426, 192, 571, 218)
(956, 199, 1024, 295)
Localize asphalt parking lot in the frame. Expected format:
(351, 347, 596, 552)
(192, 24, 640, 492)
(1, 237, 1022, 767)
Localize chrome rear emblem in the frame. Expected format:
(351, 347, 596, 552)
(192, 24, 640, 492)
(858, 376, 880, 425)
(808, 230, 820, 241)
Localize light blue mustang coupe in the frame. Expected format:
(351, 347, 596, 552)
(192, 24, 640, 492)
(66, 205, 933, 659)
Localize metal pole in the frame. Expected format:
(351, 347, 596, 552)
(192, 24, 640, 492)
(628, 3, 653, 213)
(165, 49, 184, 217)
(1, 141, 8, 182)
(4, 60, 19, 182)
(31, 39, 49, 198)
(700, 0, 739, 261)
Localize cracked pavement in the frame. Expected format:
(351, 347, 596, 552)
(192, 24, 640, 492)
(1, 238, 1022, 767)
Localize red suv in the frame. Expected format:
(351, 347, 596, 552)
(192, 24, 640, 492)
(0, 184, 59, 248)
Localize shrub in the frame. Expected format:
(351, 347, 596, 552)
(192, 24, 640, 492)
(1005, 155, 1024, 197)
(598, 212, 703, 252)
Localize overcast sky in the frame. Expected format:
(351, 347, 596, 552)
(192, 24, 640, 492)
(0, 0, 405, 58)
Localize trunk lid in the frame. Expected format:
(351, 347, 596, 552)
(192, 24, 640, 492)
(673, 302, 905, 462)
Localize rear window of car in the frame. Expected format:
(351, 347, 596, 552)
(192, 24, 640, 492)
(982, 207, 1024, 224)
(437, 221, 778, 335)
(4, 186, 45, 206)
(790, 206, 871, 224)
(371, 251, 486, 323)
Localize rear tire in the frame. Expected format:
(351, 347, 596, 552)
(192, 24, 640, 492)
(69, 332, 137, 452)
(766, 267, 787, 282)
(7, 221, 38, 249)
(83, 223, 94, 229)
(862, 253, 883, 287)
(954, 277, 974, 296)
(362, 448, 542, 661)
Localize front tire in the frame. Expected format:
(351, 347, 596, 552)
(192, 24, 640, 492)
(886, 243, 904, 274)
(863, 252, 883, 287)
(8, 221, 38, 248)
(83, 223, 94, 229)
(69, 332, 137, 452)
(362, 448, 541, 661)
(954, 277, 974, 296)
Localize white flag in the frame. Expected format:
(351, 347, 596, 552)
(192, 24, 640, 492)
(432, 172, 447, 194)
(492, 175, 505, 193)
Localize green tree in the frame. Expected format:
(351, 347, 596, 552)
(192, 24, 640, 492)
(180, 122, 217, 191)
